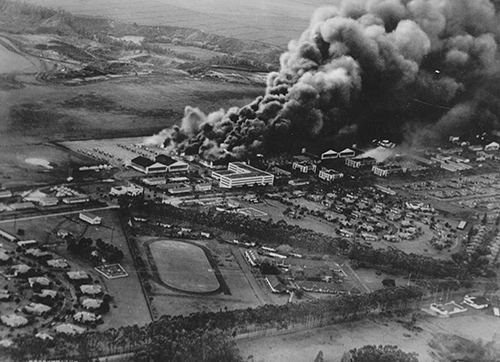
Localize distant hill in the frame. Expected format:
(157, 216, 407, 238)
(0, 0, 282, 68)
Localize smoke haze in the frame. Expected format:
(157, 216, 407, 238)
(154, 0, 500, 160)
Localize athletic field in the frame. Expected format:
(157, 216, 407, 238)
(149, 240, 220, 293)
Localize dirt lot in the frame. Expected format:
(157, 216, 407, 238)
(237, 313, 500, 362)
(3, 209, 152, 329)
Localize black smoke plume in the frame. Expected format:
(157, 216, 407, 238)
(153, 0, 500, 160)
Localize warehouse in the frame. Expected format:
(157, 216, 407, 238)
(130, 156, 168, 174)
(212, 162, 274, 188)
(320, 149, 339, 160)
(339, 148, 356, 158)
(155, 155, 189, 173)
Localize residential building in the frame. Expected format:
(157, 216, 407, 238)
(468, 145, 484, 152)
(79, 212, 102, 225)
(212, 162, 274, 188)
(62, 196, 90, 204)
(318, 168, 344, 181)
(345, 156, 377, 168)
(485, 141, 500, 152)
(372, 164, 402, 177)
(292, 161, 317, 174)
(194, 182, 212, 192)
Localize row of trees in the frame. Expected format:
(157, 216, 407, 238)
(349, 244, 465, 279)
(4, 287, 423, 361)
(128, 201, 467, 279)
(341, 345, 419, 362)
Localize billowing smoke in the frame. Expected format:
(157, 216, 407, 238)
(155, 0, 500, 160)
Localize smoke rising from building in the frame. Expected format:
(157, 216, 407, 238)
(151, 0, 500, 160)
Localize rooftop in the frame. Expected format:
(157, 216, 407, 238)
(131, 156, 154, 168)
(155, 154, 177, 166)
(216, 162, 272, 180)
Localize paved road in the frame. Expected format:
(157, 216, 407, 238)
(0, 205, 119, 224)
(230, 246, 273, 305)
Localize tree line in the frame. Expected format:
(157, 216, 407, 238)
(4, 287, 422, 361)
(128, 201, 468, 279)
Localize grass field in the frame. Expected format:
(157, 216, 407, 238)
(237, 313, 500, 362)
(149, 239, 220, 293)
(17, 0, 326, 46)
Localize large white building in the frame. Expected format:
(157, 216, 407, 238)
(212, 162, 274, 188)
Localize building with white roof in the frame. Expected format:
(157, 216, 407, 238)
(79, 212, 101, 225)
(212, 162, 274, 188)
(321, 149, 339, 160)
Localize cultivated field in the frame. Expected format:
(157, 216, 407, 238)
(17, 0, 326, 46)
(149, 239, 220, 293)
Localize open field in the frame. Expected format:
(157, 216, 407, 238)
(0, 42, 37, 73)
(237, 313, 500, 362)
(135, 237, 267, 317)
(0, 74, 263, 186)
(149, 239, 220, 293)
(17, 0, 326, 46)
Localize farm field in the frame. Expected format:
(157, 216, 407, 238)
(1, 209, 152, 330)
(237, 313, 500, 362)
(149, 239, 220, 293)
(16, 0, 327, 46)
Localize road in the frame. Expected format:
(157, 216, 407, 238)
(230, 246, 274, 305)
(0, 204, 119, 224)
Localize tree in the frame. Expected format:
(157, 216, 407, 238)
(341, 345, 419, 362)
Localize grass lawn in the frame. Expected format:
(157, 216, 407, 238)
(149, 239, 220, 293)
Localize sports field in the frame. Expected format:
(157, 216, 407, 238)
(149, 240, 220, 293)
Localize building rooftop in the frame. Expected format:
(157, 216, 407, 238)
(131, 156, 154, 168)
(155, 154, 177, 166)
(216, 162, 272, 180)
(321, 168, 342, 175)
